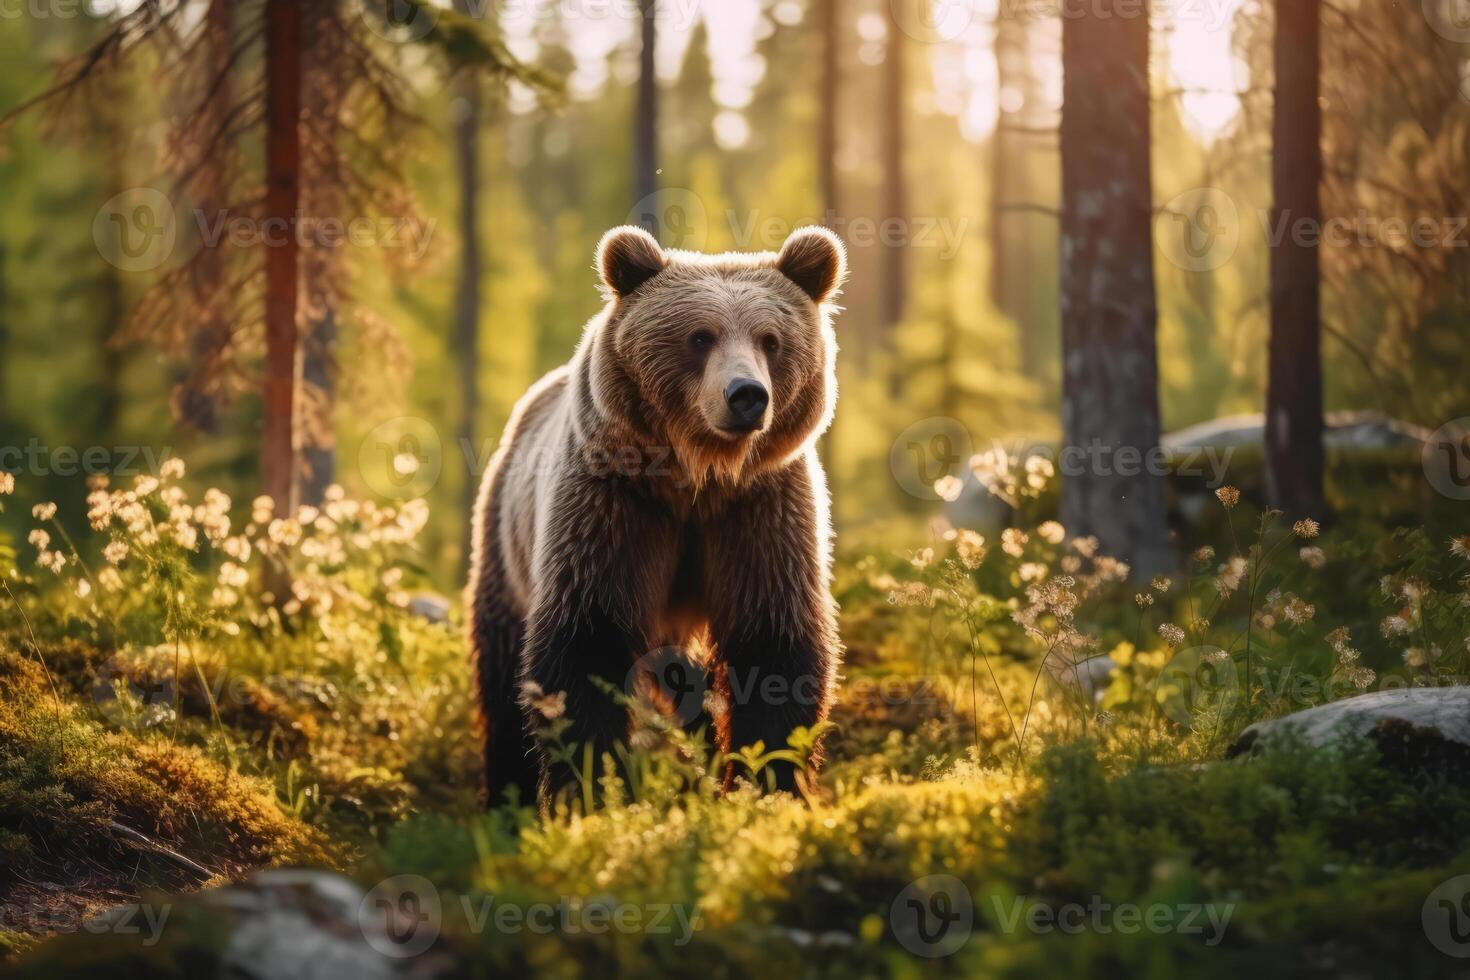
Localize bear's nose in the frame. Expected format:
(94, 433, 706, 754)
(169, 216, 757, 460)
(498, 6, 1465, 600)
(724, 378, 769, 429)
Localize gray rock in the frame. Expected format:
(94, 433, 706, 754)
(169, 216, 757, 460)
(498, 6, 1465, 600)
(942, 474, 1013, 533)
(72, 870, 426, 979)
(1044, 653, 1116, 703)
(407, 593, 452, 624)
(1228, 687, 1470, 774)
(941, 438, 1055, 531)
(209, 871, 405, 980)
(1163, 410, 1430, 453)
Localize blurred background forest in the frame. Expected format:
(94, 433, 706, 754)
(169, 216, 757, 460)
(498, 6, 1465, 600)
(0, 0, 1467, 580)
(7, 4, 1470, 972)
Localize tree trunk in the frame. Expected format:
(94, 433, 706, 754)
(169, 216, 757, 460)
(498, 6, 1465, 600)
(634, 0, 658, 224)
(990, 7, 1027, 353)
(0, 245, 8, 421)
(1265, 0, 1325, 521)
(300, 307, 336, 506)
(298, 4, 336, 508)
(880, 7, 907, 394)
(815, 0, 839, 470)
(1059, 0, 1171, 576)
(261, 0, 302, 514)
(177, 0, 233, 434)
(818, 0, 838, 226)
(452, 69, 483, 577)
(97, 114, 127, 446)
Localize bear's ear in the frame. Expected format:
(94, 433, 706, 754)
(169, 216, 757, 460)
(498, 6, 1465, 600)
(596, 225, 667, 298)
(776, 226, 847, 303)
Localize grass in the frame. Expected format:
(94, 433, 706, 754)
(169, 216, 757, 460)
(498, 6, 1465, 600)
(1, 458, 1468, 976)
(0, 648, 325, 936)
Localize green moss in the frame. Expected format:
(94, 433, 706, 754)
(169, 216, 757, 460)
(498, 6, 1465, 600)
(4, 469, 1470, 975)
(0, 649, 325, 898)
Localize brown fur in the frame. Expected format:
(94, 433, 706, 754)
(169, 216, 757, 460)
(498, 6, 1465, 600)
(466, 225, 847, 806)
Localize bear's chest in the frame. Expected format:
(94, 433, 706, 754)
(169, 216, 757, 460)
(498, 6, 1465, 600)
(653, 522, 712, 653)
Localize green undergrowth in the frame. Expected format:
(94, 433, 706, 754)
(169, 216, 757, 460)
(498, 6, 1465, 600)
(341, 736, 1470, 977)
(0, 649, 325, 928)
(2, 463, 1469, 976)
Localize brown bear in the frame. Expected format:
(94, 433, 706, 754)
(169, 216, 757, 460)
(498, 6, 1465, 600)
(465, 224, 847, 806)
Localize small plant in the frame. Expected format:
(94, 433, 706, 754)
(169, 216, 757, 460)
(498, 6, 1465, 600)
(0, 463, 475, 848)
(876, 469, 1470, 767)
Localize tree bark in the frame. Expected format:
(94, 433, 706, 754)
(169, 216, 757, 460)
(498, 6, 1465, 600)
(298, 4, 336, 508)
(0, 245, 8, 421)
(177, 0, 233, 434)
(97, 113, 127, 446)
(818, 0, 838, 226)
(634, 0, 658, 224)
(300, 307, 336, 506)
(815, 0, 840, 469)
(990, 6, 1028, 358)
(880, 7, 907, 393)
(1059, 0, 1172, 576)
(261, 0, 302, 514)
(452, 70, 483, 577)
(1266, 0, 1325, 521)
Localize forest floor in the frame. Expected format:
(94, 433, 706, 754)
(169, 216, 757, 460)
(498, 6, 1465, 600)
(2, 464, 1469, 977)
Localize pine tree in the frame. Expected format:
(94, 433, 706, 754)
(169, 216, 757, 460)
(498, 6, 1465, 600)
(1058, 0, 1171, 575)
(1265, 0, 1325, 521)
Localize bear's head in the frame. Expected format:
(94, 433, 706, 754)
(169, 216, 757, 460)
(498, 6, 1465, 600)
(589, 225, 846, 487)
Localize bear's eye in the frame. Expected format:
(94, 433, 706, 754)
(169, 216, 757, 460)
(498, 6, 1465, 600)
(760, 334, 780, 356)
(689, 330, 715, 350)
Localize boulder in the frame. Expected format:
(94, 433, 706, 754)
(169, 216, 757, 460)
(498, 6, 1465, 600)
(407, 593, 452, 624)
(941, 475, 1012, 534)
(1162, 410, 1430, 453)
(1227, 687, 1470, 777)
(208, 871, 408, 980)
(68, 871, 431, 980)
(1044, 653, 1116, 703)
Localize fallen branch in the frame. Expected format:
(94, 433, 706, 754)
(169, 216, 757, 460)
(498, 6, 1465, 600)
(106, 821, 215, 882)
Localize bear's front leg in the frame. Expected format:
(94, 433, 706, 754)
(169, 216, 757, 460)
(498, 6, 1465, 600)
(520, 479, 680, 803)
(521, 594, 643, 800)
(703, 458, 839, 793)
